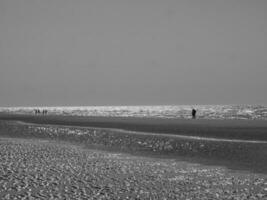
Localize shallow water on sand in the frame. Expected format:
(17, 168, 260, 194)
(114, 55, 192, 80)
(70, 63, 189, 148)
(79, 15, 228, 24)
(1, 105, 267, 120)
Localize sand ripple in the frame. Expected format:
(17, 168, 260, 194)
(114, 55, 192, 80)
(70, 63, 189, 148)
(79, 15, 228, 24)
(0, 138, 267, 199)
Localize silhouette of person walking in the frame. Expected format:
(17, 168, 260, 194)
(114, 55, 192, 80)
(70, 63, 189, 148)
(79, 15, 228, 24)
(192, 108, 197, 119)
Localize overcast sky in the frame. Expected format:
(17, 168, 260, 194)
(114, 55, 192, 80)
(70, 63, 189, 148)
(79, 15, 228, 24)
(0, 0, 266, 106)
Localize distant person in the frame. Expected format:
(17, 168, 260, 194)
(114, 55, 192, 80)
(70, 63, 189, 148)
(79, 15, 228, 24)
(192, 108, 197, 119)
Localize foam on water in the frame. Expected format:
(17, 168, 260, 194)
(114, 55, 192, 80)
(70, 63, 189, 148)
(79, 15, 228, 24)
(0, 105, 267, 120)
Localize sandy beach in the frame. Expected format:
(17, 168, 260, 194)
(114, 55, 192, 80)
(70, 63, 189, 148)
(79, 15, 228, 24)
(0, 137, 267, 199)
(1, 0, 267, 198)
(0, 114, 267, 199)
(1, 113, 267, 140)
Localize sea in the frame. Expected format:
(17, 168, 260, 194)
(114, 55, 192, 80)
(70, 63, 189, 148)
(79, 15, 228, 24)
(0, 105, 267, 120)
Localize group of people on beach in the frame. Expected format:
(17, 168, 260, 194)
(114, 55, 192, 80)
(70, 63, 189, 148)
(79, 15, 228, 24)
(34, 109, 48, 115)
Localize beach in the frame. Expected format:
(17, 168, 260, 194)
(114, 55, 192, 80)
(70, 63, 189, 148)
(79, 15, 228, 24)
(1, 0, 267, 198)
(1, 138, 267, 199)
(1, 113, 267, 140)
(0, 114, 267, 199)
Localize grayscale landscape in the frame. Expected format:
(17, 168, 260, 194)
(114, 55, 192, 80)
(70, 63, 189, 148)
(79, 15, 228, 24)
(0, 0, 266, 199)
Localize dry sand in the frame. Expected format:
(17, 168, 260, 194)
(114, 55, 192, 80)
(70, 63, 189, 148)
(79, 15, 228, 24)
(0, 137, 267, 200)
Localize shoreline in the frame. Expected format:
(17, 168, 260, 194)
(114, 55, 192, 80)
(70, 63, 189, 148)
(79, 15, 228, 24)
(1, 113, 267, 141)
(15, 120, 267, 144)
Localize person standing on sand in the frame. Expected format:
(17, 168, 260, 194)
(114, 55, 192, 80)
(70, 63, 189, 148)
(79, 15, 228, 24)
(192, 108, 197, 119)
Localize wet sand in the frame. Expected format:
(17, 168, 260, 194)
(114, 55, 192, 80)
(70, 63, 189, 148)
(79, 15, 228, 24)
(1, 119, 267, 174)
(1, 113, 267, 140)
(0, 137, 267, 199)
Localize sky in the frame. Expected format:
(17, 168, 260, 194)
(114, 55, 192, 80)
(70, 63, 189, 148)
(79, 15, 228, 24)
(0, 0, 266, 106)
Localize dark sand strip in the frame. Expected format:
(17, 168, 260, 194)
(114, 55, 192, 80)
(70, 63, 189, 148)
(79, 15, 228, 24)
(16, 120, 267, 144)
(1, 113, 267, 141)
